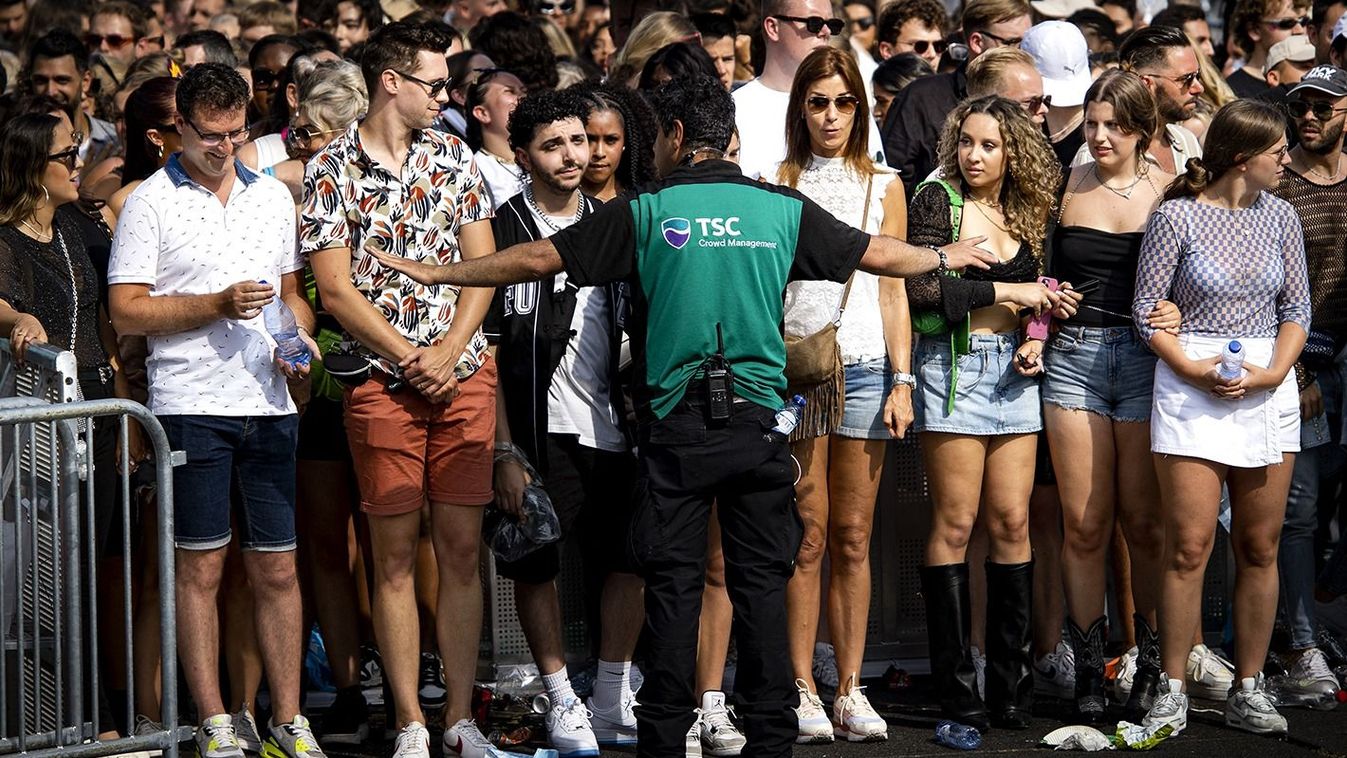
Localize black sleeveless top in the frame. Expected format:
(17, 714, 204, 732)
(1049, 224, 1144, 328)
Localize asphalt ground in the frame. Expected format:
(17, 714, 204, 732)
(320, 673, 1347, 758)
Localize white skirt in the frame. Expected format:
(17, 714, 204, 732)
(1150, 335, 1299, 468)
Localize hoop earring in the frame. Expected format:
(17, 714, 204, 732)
(35, 186, 49, 210)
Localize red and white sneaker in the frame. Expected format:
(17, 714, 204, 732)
(442, 720, 492, 758)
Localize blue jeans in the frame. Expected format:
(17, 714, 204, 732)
(1280, 361, 1346, 648)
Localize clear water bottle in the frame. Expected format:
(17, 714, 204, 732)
(765, 395, 806, 442)
(1217, 340, 1245, 382)
(260, 281, 311, 369)
(934, 720, 981, 750)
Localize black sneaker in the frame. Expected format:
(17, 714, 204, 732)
(418, 653, 447, 710)
(320, 687, 370, 745)
(360, 645, 384, 706)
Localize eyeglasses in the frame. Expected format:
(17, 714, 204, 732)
(1020, 93, 1052, 111)
(184, 116, 250, 147)
(84, 33, 136, 49)
(252, 67, 283, 89)
(395, 69, 450, 97)
(285, 123, 345, 144)
(1140, 69, 1201, 89)
(772, 14, 845, 36)
(902, 38, 949, 55)
(536, 0, 575, 14)
(806, 94, 860, 114)
(1262, 144, 1290, 161)
(850, 15, 874, 30)
(977, 29, 1022, 47)
(1263, 15, 1311, 30)
(1285, 98, 1347, 121)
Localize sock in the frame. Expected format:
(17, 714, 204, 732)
(542, 668, 577, 706)
(1240, 676, 1257, 692)
(1168, 678, 1185, 695)
(592, 659, 631, 711)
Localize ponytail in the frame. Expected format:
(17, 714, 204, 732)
(1163, 156, 1210, 201)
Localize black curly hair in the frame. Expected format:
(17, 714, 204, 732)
(507, 88, 592, 152)
(569, 80, 658, 191)
(469, 11, 559, 92)
(647, 74, 733, 156)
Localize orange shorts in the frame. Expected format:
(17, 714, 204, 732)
(343, 357, 497, 516)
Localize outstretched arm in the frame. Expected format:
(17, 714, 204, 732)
(857, 234, 998, 279)
(370, 239, 563, 288)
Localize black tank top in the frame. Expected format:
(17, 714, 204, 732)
(1050, 224, 1144, 328)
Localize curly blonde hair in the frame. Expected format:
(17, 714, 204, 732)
(936, 95, 1060, 257)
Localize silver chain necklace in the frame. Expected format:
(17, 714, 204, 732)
(524, 183, 583, 233)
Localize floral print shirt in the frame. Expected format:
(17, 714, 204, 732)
(299, 122, 493, 378)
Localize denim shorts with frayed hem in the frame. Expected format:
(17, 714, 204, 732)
(1041, 325, 1156, 423)
(913, 331, 1042, 436)
(836, 357, 893, 439)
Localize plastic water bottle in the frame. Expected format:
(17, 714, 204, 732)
(260, 281, 311, 369)
(766, 395, 806, 442)
(1217, 340, 1245, 381)
(934, 720, 981, 750)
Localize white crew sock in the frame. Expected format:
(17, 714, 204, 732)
(592, 659, 632, 711)
(542, 667, 577, 707)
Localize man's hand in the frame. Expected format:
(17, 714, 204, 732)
(1300, 380, 1324, 421)
(494, 457, 533, 517)
(940, 236, 998, 271)
(273, 330, 321, 380)
(370, 250, 448, 286)
(9, 314, 47, 364)
(402, 343, 461, 403)
(220, 281, 274, 320)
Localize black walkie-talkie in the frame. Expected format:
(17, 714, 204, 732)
(704, 323, 733, 422)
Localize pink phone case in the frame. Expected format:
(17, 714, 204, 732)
(1026, 277, 1059, 341)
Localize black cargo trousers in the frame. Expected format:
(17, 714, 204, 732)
(629, 391, 804, 758)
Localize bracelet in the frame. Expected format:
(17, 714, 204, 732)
(891, 371, 916, 389)
(493, 440, 528, 466)
(928, 245, 948, 275)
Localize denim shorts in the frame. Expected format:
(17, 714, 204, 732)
(1041, 325, 1156, 423)
(913, 331, 1042, 435)
(159, 414, 300, 551)
(837, 357, 891, 439)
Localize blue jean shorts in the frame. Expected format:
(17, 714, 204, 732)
(1041, 325, 1156, 423)
(837, 357, 891, 439)
(159, 414, 300, 551)
(913, 331, 1042, 435)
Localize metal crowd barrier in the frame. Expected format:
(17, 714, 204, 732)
(0, 341, 188, 758)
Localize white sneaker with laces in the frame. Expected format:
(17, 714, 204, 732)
(699, 691, 745, 756)
(812, 643, 839, 694)
(442, 719, 493, 758)
(234, 707, 263, 754)
(1033, 640, 1076, 699)
(685, 712, 703, 758)
(196, 714, 245, 758)
(1113, 646, 1139, 701)
(971, 646, 987, 699)
(1186, 644, 1236, 700)
(1226, 674, 1288, 734)
(832, 677, 887, 742)
(546, 697, 600, 757)
(263, 715, 326, 758)
(390, 722, 430, 758)
(1282, 647, 1341, 706)
(1142, 675, 1189, 736)
(587, 690, 638, 745)
(793, 679, 834, 744)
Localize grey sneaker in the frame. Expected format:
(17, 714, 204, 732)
(1226, 674, 1288, 734)
(699, 691, 745, 756)
(1142, 675, 1189, 736)
(1280, 647, 1341, 707)
(195, 714, 245, 758)
(1034, 640, 1076, 699)
(262, 715, 325, 758)
(133, 715, 165, 757)
(685, 712, 703, 758)
(233, 707, 263, 754)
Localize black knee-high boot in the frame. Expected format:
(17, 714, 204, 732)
(1126, 614, 1161, 719)
(920, 563, 990, 731)
(1067, 616, 1108, 724)
(985, 560, 1034, 729)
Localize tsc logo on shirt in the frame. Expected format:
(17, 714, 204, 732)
(661, 217, 692, 249)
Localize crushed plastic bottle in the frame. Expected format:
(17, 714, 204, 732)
(765, 395, 806, 442)
(1217, 340, 1245, 382)
(934, 720, 981, 750)
(1113, 720, 1174, 749)
(260, 280, 311, 369)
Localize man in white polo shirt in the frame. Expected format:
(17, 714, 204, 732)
(107, 63, 324, 758)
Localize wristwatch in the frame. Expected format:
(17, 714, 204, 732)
(928, 245, 948, 275)
(891, 372, 916, 389)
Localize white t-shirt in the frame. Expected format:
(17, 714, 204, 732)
(475, 150, 525, 210)
(526, 203, 625, 452)
(732, 78, 886, 181)
(107, 158, 301, 416)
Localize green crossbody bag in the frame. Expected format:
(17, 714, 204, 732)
(911, 178, 972, 414)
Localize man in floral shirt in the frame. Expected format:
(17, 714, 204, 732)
(298, 21, 498, 758)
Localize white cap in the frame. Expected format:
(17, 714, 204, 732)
(1020, 21, 1092, 107)
(1029, 0, 1097, 19)
(1264, 35, 1316, 75)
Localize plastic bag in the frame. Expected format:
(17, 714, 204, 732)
(482, 456, 561, 563)
(1040, 725, 1113, 751)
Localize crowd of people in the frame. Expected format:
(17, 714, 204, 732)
(0, 0, 1344, 756)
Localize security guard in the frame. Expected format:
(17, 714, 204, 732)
(372, 75, 999, 758)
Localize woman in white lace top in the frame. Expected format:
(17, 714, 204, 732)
(775, 46, 909, 745)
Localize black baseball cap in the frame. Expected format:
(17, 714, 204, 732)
(1289, 65, 1347, 98)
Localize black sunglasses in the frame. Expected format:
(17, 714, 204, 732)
(49, 144, 80, 170)
(850, 15, 874, 30)
(252, 67, 282, 89)
(1263, 15, 1311, 30)
(395, 69, 450, 97)
(978, 29, 1023, 47)
(905, 38, 949, 55)
(1285, 98, 1347, 121)
(806, 94, 860, 114)
(536, 0, 575, 14)
(773, 14, 845, 36)
(84, 33, 136, 49)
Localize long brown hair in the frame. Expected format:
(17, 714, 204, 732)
(0, 113, 61, 227)
(777, 46, 877, 188)
(1164, 99, 1284, 201)
(935, 95, 1060, 256)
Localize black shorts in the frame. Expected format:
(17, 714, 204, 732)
(296, 396, 352, 462)
(495, 433, 638, 584)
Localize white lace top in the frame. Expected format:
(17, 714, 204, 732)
(783, 155, 896, 365)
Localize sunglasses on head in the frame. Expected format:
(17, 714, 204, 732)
(1264, 15, 1311, 29)
(806, 94, 860, 114)
(84, 33, 136, 49)
(536, 0, 575, 14)
(1285, 98, 1347, 121)
(905, 38, 949, 55)
(773, 14, 845, 35)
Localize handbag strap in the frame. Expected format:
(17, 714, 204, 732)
(832, 174, 875, 324)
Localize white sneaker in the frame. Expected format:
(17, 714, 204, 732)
(1034, 640, 1076, 699)
(587, 691, 638, 745)
(812, 643, 839, 694)
(685, 713, 703, 758)
(1226, 674, 1288, 734)
(442, 719, 492, 758)
(1142, 675, 1189, 736)
(793, 679, 833, 744)
(1279, 648, 1340, 707)
(546, 697, 599, 758)
(699, 691, 745, 756)
(1186, 644, 1236, 700)
(234, 707, 263, 754)
(971, 646, 987, 699)
(263, 715, 326, 758)
(831, 677, 887, 742)
(390, 722, 430, 758)
(196, 714, 245, 758)
(133, 715, 164, 757)
(1113, 646, 1139, 701)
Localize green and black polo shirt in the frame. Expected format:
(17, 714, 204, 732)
(551, 159, 871, 421)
